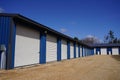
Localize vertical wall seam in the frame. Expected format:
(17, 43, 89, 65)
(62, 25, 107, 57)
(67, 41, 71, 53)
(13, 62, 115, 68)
(10, 18, 16, 69)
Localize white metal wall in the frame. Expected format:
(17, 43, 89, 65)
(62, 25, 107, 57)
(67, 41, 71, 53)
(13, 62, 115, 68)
(15, 25, 40, 67)
(70, 42, 74, 58)
(108, 51, 112, 55)
(76, 44, 78, 58)
(101, 48, 107, 55)
(97, 51, 100, 55)
(80, 46, 82, 57)
(112, 48, 119, 55)
(61, 40, 67, 60)
(46, 35, 57, 62)
(94, 48, 96, 55)
(0, 52, 6, 69)
(83, 47, 85, 57)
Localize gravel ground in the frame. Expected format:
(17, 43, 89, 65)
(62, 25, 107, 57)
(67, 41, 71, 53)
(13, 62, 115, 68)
(0, 55, 120, 80)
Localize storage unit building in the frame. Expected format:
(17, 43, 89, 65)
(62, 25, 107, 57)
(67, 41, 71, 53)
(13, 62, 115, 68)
(0, 13, 91, 70)
(92, 44, 120, 55)
(0, 13, 120, 70)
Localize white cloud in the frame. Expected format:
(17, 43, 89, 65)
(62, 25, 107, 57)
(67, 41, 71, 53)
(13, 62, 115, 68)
(60, 28, 67, 33)
(0, 8, 5, 13)
(86, 35, 94, 38)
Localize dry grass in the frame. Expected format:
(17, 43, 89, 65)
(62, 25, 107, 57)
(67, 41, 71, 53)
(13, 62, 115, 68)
(0, 55, 120, 80)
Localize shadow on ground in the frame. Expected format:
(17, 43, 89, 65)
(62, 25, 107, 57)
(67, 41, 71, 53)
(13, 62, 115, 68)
(111, 55, 120, 61)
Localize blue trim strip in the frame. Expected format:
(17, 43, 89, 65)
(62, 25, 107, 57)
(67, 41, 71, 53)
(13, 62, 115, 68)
(96, 47, 101, 55)
(119, 47, 120, 55)
(90, 49, 92, 55)
(107, 47, 112, 55)
(95, 48, 97, 55)
(92, 48, 94, 55)
(0, 17, 11, 69)
(57, 38, 61, 61)
(0, 51, 1, 67)
(85, 48, 86, 56)
(10, 22, 16, 69)
(40, 32, 46, 64)
(88, 49, 90, 56)
(78, 45, 80, 57)
(82, 46, 84, 57)
(67, 41, 70, 59)
(86, 48, 88, 56)
(88, 48, 90, 56)
(74, 42, 76, 58)
(87, 49, 89, 56)
(83, 47, 85, 57)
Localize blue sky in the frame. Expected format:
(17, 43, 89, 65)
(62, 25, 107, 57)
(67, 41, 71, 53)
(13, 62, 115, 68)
(0, 0, 120, 42)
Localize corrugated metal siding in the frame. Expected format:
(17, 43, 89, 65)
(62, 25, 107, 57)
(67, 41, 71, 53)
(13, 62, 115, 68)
(119, 47, 120, 55)
(92, 48, 94, 55)
(40, 33, 46, 64)
(74, 43, 76, 58)
(82, 47, 85, 57)
(15, 24, 40, 67)
(94, 48, 96, 55)
(82, 46, 84, 57)
(80, 46, 82, 57)
(83, 47, 85, 57)
(0, 17, 11, 69)
(61, 40, 67, 60)
(67, 41, 70, 59)
(88, 49, 90, 56)
(46, 35, 57, 62)
(112, 48, 119, 55)
(70, 42, 74, 58)
(0, 17, 10, 49)
(107, 48, 112, 55)
(96, 48, 101, 55)
(76, 44, 78, 58)
(57, 38, 61, 61)
(78, 45, 80, 57)
(101, 48, 107, 55)
(86, 48, 88, 56)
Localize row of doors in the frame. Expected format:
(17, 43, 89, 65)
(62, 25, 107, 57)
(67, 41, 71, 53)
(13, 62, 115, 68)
(14, 25, 80, 67)
(95, 48, 119, 55)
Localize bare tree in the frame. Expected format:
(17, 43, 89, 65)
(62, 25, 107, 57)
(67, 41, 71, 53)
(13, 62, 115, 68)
(81, 35, 100, 44)
(104, 30, 120, 43)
